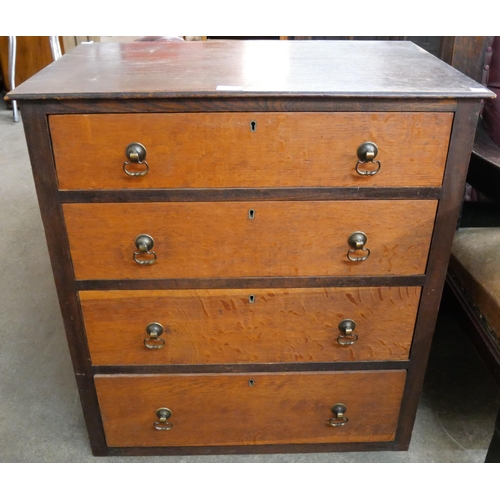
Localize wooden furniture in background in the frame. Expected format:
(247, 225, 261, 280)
(3, 36, 62, 122)
(9, 40, 492, 456)
(0, 36, 64, 90)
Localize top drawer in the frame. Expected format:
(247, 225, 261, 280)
(49, 112, 452, 190)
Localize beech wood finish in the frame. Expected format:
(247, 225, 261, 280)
(80, 287, 421, 365)
(10, 41, 491, 456)
(95, 371, 407, 447)
(50, 112, 452, 189)
(64, 200, 437, 280)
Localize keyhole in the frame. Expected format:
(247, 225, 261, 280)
(250, 121, 257, 132)
(249, 295, 256, 304)
(248, 379, 255, 387)
(248, 209, 255, 220)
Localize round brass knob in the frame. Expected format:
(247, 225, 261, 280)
(327, 403, 349, 427)
(356, 141, 381, 176)
(337, 319, 358, 346)
(144, 322, 165, 349)
(357, 142, 378, 162)
(348, 231, 367, 249)
(347, 231, 370, 262)
(134, 234, 157, 265)
(135, 234, 154, 251)
(126, 142, 147, 162)
(124, 142, 149, 176)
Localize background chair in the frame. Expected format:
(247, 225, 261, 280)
(445, 36, 500, 462)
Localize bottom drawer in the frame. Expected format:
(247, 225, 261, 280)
(95, 371, 406, 448)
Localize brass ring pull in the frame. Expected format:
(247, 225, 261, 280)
(154, 407, 173, 431)
(134, 250, 156, 265)
(356, 159, 381, 176)
(134, 234, 157, 265)
(144, 338, 165, 349)
(347, 231, 370, 262)
(337, 319, 358, 346)
(124, 159, 149, 177)
(355, 141, 381, 176)
(124, 142, 149, 177)
(144, 322, 165, 349)
(327, 404, 349, 427)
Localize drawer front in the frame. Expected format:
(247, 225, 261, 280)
(81, 287, 421, 365)
(64, 200, 437, 280)
(50, 112, 452, 190)
(95, 371, 406, 447)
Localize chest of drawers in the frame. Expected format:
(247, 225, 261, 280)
(10, 40, 493, 456)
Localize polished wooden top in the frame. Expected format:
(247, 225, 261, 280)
(9, 40, 495, 100)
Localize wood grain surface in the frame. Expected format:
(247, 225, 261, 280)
(95, 370, 407, 447)
(80, 287, 421, 365)
(50, 112, 452, 189)
(8, 41, 492, 99)
(63, 200, 437, 280)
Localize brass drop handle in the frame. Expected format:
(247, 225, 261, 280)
(144, 322, 165, 349)
(134, 234, 157, 265)
(124, 142, 149, 177)
(356, 141, 381, 176)
(327, 404, 349, 427)
(337, 319, 358, 345)
(154, 407, 173, 431)
(347, 231, 371, 262)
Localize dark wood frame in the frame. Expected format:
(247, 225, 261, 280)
(19, 94, 481, 456)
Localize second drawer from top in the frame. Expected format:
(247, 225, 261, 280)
(63, 200, 438, 280)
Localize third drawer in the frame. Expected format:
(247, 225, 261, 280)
(80, 287, 421, 365)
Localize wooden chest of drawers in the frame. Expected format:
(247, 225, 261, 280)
(10, 40, 493, 456)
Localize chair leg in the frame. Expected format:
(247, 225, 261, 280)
(485, 404, 500, 462)
(8, 36, 19, 123)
